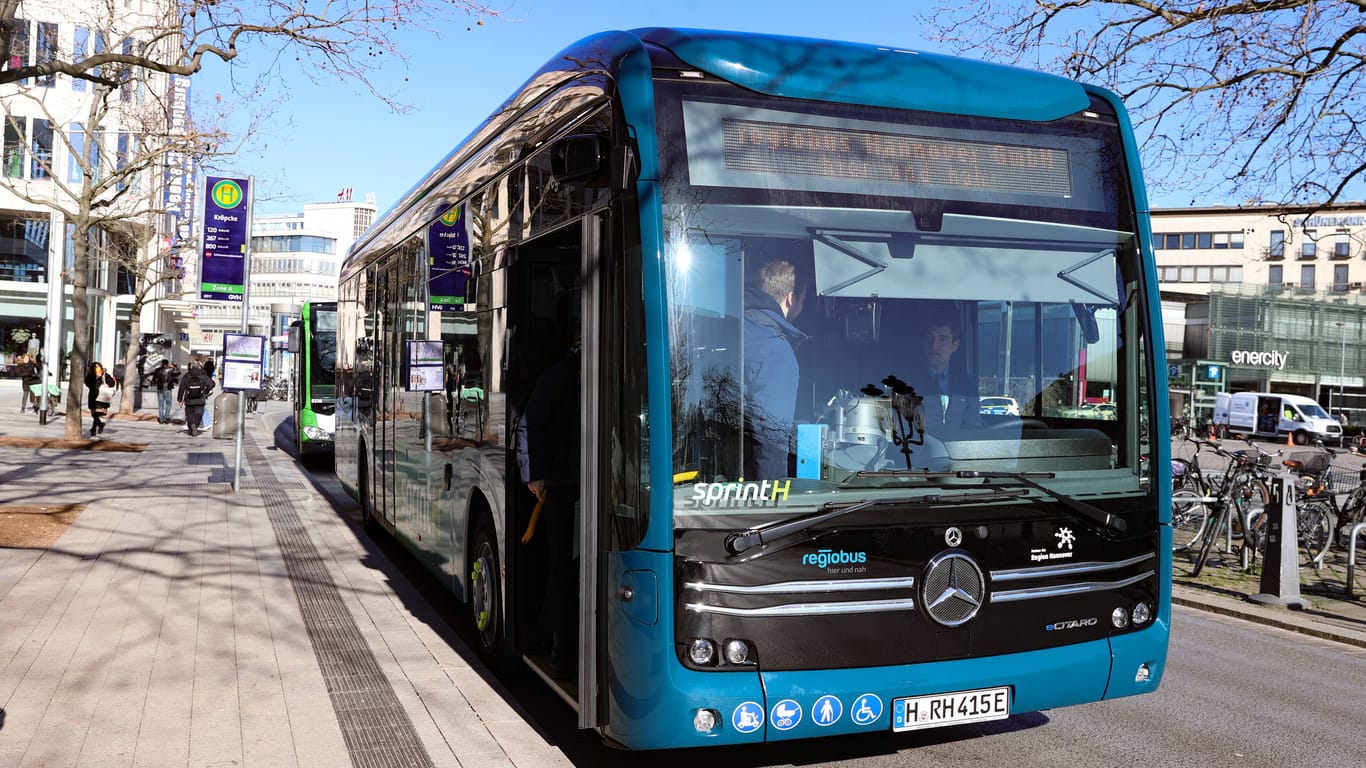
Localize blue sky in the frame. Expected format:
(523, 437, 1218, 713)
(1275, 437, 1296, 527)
(197, 1, 957, 215)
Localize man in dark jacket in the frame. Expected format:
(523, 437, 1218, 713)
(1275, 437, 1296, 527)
(516, 339, 581, 676)
(910, 311, 980, 436)
(177, 362, 215, 437)
(742, 259, 808, 479)
(153, 360, 176, 424)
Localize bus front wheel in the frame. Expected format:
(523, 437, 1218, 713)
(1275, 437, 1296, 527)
(469, 514, 503, 662)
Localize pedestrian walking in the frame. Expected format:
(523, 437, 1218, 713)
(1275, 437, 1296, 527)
(201, 356, 217, 431)
(153, 359, 176, 424)
(177, 361, 215, 437)
(85, 362, 116, 437)
(17, 353, 38, 412)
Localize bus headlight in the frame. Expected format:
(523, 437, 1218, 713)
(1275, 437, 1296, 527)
(1132, 601, 1152, 626)
(302, 426, 332, 441)
(723, 639, 751, 665)
(688, 638, 716, 666)
(1111, 606, 1130, 628)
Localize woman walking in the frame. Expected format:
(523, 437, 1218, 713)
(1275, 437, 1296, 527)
(85, 362, 116, 437)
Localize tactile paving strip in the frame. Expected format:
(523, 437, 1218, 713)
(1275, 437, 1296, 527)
(244, 440, 436, 768)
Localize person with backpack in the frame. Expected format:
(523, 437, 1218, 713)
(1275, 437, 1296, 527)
(152, 359, 176, 424)
(177, 361, 215, 437)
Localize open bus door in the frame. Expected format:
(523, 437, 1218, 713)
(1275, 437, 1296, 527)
(506, 217, 602, 730)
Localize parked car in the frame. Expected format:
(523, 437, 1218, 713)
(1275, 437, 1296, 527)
(979, 396, 1020, 416)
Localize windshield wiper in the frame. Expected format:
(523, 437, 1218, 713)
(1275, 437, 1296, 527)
(725, 488, 1029, 556)
(955, 470, 1127, 534)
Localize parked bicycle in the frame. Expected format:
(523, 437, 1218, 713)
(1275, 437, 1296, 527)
(1171, 416, 1192, 442)
(267, 376, 289, 401)
(1173, 436, 1279, 576)
(1281, 444, 1366, 565)
(1171, 436, 1270, 553)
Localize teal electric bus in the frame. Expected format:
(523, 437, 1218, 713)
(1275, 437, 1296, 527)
(288, 300, 337, 457)
(334, 28, 1171, 750)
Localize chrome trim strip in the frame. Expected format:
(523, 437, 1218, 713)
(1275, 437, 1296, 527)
(684, 598, 917, 617)
(683, 577, 915, 594)
(990, 552, 1156, 582)
(989, 570, 1156, 603)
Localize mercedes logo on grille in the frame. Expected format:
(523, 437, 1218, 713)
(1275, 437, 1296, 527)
(922, 552, 986, 627)
(944, 527, 963, 547)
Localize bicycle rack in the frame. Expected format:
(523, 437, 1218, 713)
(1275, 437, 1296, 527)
(1348, 522, 1366, 598)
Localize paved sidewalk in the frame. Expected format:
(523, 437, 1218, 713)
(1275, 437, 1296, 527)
(0, 380, 571, 768)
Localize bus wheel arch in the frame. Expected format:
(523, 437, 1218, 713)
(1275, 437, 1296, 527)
(468, 500, 506, 663)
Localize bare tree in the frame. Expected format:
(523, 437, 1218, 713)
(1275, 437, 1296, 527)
(2, 0, 500, 439)
(2, 34, 224, 437)
(2, 1, 500, 105)
(918, 0, 1366, 212)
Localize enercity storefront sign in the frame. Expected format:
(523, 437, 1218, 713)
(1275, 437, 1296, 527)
(1230, 349, 1288, 370)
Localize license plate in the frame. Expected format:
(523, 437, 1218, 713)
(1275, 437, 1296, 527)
(892, 686, 1010, 732)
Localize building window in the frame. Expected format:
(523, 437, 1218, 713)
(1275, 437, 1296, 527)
(1301, 229, 1317, 259)
(67, 123, 84, 183)
(0, 214, 49, 283)
(72, 28, 88, 91)
(1336, 230, 1351, 259)
(6, 19, 29, 73)
(1196, 266, 1211, 282)
(36, 22, 57, 87)
(1270, 230, 1285, 259)
(114, 132, 130, 190)
(4, 118, 26, 178)
(1269, 265, 1283, 286)
(1333, 264, 1349, 292)
(93, 32, 107, 80)
(31, 119, 52, 180)
(1301, 264, 1316, 290)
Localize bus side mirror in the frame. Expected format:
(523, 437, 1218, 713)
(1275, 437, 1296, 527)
(288, 324, 301, 354)
(551, 134, 611, 185)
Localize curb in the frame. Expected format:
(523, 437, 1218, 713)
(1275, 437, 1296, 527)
(1172, 586, 1366, 650)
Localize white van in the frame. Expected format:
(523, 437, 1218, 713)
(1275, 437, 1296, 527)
(1212, 391, 1343, 445)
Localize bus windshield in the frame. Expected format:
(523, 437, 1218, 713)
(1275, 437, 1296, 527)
(657, 79, 1153, 529)
(310, 303, 338, 394)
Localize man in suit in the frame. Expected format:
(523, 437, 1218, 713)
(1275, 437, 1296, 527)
(742, 259, 809, 479)
(915, 312, 980, 435)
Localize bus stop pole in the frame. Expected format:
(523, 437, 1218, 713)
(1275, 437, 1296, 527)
(232, 176, 256, 492)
